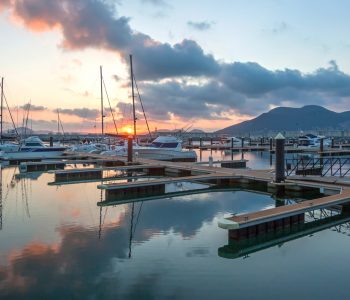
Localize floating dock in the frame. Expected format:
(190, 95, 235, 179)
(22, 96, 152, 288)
(218, 212, 350, 259)
(218, 189, 350, 240)
(12, 148, 350, 244)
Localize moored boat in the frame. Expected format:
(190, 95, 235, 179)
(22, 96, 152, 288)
(0, 136, 66, 160)
(101, 136, 197, 161)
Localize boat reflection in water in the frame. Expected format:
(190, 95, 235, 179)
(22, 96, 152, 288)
(218, 208, 350, 259)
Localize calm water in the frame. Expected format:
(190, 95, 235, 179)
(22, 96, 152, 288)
(0, 153, 349, 299)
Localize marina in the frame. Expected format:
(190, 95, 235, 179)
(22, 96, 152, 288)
(2, 1, 350, 298)
(9, 139, 350, 229)
(1, 136, 350, 299)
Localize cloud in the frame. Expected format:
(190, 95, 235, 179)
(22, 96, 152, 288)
(132, 39, 220, 80)
(20, 103, 47, 111)
(3, 0, 218, 80)
(59, 108, 100, 119)
(187, 21, 213, 31)
(272, 21, 288, 34)
(72, 58, 82, 66)
(136, 61, 350, 120)
(29, 118, 56, 128)
(220, 60, 350, 97)
(30, 119, 100, 132)
(0, 0, 11, 11)
(112, 74, 121, 82)
(116, 102, 143, 122)
(2, 1, 350, 122)
(138, 80, 240, 121)
(141, 0, 170, 7)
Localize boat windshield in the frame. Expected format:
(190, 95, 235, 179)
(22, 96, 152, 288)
(24, 142, 43, 147)
(150, 142, 179, 148)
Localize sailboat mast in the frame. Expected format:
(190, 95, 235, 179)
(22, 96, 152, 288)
(0, 77, 3, 140)
(129, 55, 136, 137)
(100, 66, 104, 136)
(57, 109, 60, 134)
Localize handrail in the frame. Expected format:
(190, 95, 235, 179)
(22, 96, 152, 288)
(285, 157, 350, 177)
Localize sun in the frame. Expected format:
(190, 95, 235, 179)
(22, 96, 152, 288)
(124, 126, 133, 134)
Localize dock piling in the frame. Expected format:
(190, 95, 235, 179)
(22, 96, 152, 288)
(320, 138, 324, 167)
(231, 138, 234, 160)
(209, 156, 213, 167)
(127, 136, 133, 163)
(275, 133, 285, 183)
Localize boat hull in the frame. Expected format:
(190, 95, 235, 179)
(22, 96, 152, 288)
(134, 149, 196, 161)
(102, 148, 197, 162)
(0, 148, 66, 160)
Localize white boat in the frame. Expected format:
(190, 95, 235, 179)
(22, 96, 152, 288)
(100, 57, 195, 162)
(0, 136, 67, 160)
(222, 136, 248, 147)
(298, 134, 331, 148)
(0, 141, 19, 152)
(101, 136, 197, 161)
(69, 143, 110, 154)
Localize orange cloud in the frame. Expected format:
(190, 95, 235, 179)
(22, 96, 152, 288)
(0, 0, 12, 12)
(13, 15, 59, 31)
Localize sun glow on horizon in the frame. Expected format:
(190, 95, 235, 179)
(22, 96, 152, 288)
(121, 125, 133, 135)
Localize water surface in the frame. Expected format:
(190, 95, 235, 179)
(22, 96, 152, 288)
(0, 154, 349, 299)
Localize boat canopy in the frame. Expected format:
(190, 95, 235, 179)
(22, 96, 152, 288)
(150, 136, 182, 149)
(22, 136, 45, 147)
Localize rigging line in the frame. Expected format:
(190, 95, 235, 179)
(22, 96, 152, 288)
(132, 74, 152, 139)
(132, 200, 144, 236)
(2, 167, 16, 207)
(102, 78, 119, 135)
(60, 118, 65, 137)
(1, 87, 19, 137)
(22, 178, 30, 219)
(24, 101, 31, 139)
(99, 206, 102, 240)
(102, 206, 108, 228)
(57, 109, 66, 137)
(128, 202, 135, 259)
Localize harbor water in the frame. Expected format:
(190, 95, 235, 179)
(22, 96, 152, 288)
(0, 151, 349, 299)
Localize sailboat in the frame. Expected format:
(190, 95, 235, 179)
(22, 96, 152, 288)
(0, 85, 67, 160)
(69, 66, 115, 154)
(0, 78, 20, 153)
(101, 55, 197, 162)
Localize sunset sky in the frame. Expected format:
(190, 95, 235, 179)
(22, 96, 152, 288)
(1, 0, 350, 133)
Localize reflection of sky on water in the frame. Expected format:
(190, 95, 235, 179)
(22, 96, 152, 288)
(195, 149, 314, 170)
(0, 158, 350, 299)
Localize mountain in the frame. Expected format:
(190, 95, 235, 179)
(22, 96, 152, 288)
(190, 129, 205, 133)
(216, 105, 350, 135)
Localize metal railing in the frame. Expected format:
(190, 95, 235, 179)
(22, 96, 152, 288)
(285, 157, 350, 177)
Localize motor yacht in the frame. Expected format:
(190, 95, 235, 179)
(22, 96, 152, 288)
(0, 136, 66, 160)
(102, 136, 197, 161)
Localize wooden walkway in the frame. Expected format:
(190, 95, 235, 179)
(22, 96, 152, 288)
(218, 214, 350, 259)
(98, 173, 241, 190)
(219, 189, 350, 230)
(50, 164, 164, 174)
(64, 151, 350, 232)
